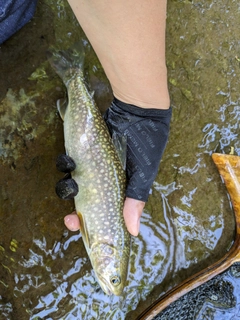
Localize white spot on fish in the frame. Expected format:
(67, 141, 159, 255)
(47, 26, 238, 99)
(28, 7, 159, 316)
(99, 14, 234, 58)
(80, 133, 89, 147)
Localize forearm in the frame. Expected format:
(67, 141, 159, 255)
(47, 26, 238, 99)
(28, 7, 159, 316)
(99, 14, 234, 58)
(67, 0, 170, 109)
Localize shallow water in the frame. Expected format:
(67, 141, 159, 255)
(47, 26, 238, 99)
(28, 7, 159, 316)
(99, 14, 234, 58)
(0, 0, 240, 319)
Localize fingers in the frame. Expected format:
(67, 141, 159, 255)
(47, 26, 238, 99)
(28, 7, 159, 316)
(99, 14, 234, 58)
(55, 176, 79, 200)
(64, 199, 145, 237)
(57, 155, 145, 236)
(55, 154, 78, 200)
(123, 197, 145, 236)
(56, 154, 76, 172)
(64, 212, 80, 231)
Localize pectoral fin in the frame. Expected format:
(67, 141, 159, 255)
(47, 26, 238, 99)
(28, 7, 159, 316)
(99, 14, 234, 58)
(77, 211, 90, 250)
(57, 98, 68, 120)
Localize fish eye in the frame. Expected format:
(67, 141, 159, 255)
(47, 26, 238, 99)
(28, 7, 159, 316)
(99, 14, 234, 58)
(110, 276, 121, 287)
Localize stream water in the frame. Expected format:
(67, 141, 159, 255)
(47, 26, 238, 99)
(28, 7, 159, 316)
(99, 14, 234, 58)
(0, 0, 240, 319)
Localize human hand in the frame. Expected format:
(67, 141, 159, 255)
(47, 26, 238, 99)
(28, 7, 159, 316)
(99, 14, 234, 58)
(64, 197, 145, 237)
(104, 98, 172, 203)
(56, 154, 145, 236)
(56, 98, 171, 236)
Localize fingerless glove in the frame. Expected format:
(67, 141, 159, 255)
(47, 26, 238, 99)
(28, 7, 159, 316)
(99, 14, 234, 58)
(104, 97, 172, 202)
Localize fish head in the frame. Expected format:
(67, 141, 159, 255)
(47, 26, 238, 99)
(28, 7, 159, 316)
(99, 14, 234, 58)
(90, 242, 128, 296)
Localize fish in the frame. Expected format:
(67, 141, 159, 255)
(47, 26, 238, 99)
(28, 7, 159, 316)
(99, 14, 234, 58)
(47, 43, 131, 296)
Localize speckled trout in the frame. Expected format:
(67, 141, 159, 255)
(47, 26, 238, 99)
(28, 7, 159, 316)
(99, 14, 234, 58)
(48, 44, 130, 296)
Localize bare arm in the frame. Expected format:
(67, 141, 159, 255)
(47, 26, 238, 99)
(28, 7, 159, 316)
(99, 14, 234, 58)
(67, 0, 170, 109)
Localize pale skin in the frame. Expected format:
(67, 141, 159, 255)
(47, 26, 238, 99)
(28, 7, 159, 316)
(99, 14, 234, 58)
(64, 0, 170, 236)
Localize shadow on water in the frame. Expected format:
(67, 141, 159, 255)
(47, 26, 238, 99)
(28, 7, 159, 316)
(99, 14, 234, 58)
(0, 0, 240, 319)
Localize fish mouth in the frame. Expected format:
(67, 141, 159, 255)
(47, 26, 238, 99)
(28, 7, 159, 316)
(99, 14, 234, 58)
(97, 275, 113, 295)
(97, 273, 123, 296)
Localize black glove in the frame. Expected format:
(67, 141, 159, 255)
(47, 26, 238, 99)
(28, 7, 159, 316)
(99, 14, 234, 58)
(55, 98, 172, 202)
(104, 97, 172, 202)
(55, 154, 78, 200)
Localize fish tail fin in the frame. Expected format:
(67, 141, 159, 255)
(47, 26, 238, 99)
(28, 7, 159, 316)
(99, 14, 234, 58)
(47, 41, 86, 86)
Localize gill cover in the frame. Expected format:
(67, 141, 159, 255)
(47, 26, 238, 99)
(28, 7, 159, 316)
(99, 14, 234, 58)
(90, 242, 125, 296)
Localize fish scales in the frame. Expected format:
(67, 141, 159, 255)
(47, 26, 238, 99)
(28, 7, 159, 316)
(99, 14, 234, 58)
(48, 44, 130, 296)
(66, 74, 126, 247)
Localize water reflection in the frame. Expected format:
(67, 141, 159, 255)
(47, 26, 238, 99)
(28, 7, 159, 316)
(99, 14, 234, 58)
(16, 198, 174, 319)
(199, 82, 240, 155)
